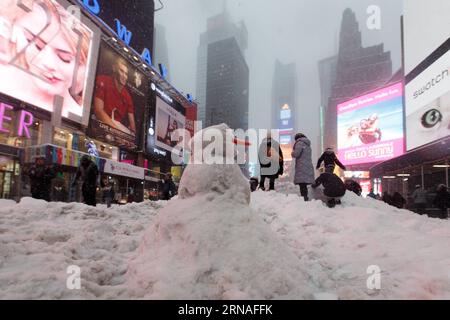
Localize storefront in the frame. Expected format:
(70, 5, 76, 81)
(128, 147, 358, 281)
(370, 136, 450, 212)
(0, 98, 45, 200)
(23, 144, 147, 203)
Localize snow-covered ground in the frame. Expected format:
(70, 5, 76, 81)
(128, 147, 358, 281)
(1, 189, 449, 300)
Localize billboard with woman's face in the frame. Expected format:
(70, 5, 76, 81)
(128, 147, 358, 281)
(0, 0, 98, 125)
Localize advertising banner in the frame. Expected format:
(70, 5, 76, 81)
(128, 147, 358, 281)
(88, 41, 148, 150)
(0, 0, 98, 125)
(405, 49, 450, 151)
(154, 96, 185, 154)
(103, 159, 144, 180)
(337, 82, 404, 166)
(278, 104, 294, 161)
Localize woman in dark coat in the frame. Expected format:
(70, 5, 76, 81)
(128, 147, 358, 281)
(258, 135, 284, 191)
(291, 133, 315, 201)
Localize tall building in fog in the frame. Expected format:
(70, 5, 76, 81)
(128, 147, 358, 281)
(196, 9, 249, 129)
(153, 24, 171, 82)
(205, 38, 249, 130)
(320, 8, 393, 152)
(272, 60, 297, 160)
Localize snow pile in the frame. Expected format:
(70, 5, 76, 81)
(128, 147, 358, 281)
(126, 125, 316, 299)
(1, 162, 449, 299)
(0, 198, 164, 299)
(251, 190, 450, 299)
(126, 193, 316, 299)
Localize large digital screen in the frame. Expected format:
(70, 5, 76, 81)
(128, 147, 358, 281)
(405, 51, 450, 150)
(404, 0, 450, 151)
(154, 97, 185, 153)
(88, 41, 148, 150)
(337, 82, 404, 166)
(403, 0, 450, 75)
(0, 0, 99, 125)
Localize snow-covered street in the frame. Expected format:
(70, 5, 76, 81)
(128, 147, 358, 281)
(1, 189, 449, 299)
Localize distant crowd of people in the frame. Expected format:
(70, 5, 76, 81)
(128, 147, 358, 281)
(379, 184, 450, 219)
(27, 155, 178, 207)
(252, 133, 365, 208)
(251, 132, 450, 216)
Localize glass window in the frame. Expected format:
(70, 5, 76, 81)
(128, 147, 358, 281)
(0, 109, 41, 148)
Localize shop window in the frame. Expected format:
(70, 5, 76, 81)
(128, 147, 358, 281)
(53, 128, 73, 149)
(0, 110, 41, 148)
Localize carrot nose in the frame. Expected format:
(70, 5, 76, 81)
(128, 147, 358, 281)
(232, 137, 251, 146)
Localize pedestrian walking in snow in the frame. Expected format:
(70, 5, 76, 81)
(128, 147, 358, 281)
(316, 147, 346, 173)
(411, 185, 427, 214)
(258, 134, 284, 191)
(28, 157, 56, 202)
(102, 180, 115, 208)
(292, 133, 315, 201)
(72, 155, 99, 206)
(159, 173, 177, 200)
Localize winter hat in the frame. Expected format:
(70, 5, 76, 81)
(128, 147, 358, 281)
(295, 133, 306, 141)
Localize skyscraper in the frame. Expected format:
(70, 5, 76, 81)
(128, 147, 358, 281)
(205, 38, 249, 130)
(153, 24, 171, 82)
(196, 9, 248, 129)
(321, 9, 393, 152)
(272, 60, 297, 161)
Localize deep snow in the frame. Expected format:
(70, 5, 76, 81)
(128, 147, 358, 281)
(0, 189, 449, 299)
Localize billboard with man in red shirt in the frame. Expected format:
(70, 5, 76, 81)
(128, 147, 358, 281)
(88, 41, 148, 149)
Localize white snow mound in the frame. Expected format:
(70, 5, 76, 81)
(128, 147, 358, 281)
(126, 193, 316, 299)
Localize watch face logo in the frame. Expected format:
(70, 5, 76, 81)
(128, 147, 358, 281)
(151, 83, 156, 91)
(421, 108, 442, 129)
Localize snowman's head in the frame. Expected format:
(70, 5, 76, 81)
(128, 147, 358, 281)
(190, 123, 242, 164)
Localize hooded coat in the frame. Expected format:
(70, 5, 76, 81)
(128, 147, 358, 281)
(292, 136, 315, 185)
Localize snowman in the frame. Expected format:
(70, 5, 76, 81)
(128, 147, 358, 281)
(178, 123, 251, 205)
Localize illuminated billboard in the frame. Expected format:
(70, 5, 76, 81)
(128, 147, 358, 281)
(337, 82, 404, 166)
(405, 53, 450, 150)
(155, 96, 185, 154)
(278, 104, 294, 161)
(404, 0, 450, 151)
(88, 41, 148, 149)
(0, 0, 99, 125)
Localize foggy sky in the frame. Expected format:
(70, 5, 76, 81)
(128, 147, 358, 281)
(154, 0, 403, 160)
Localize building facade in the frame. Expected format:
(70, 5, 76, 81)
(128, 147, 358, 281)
(205, 37, 249, 130)
(196, 10, 248, 127)
(322, 9, 393, 155)
(272, 60, 297, 161)
(0, 0, 197, 203)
